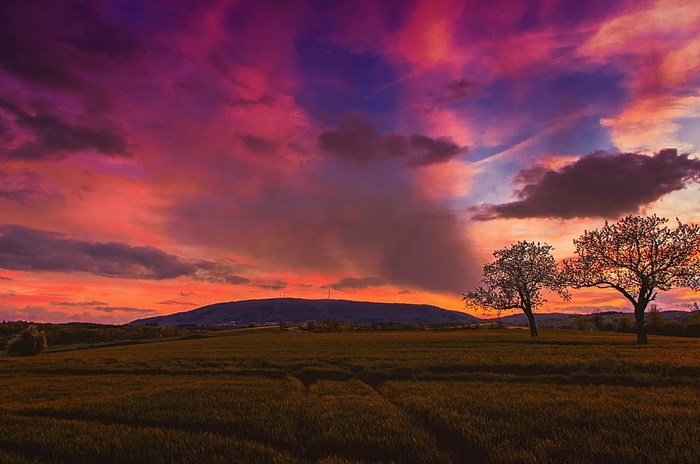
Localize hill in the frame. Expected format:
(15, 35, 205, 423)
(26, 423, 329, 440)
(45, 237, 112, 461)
(129, 298, 482, 327)
(493, 310, 698, 329)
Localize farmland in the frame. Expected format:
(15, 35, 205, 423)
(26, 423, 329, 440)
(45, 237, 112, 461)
(1, 329, 699, 463)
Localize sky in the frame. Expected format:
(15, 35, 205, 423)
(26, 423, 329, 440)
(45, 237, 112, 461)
(2, 0, 700, 324)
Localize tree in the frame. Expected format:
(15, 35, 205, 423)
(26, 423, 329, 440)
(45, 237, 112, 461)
(463, 241, 569, 337)
(7, 325, 47, 356)
(564, 215, 700, 344)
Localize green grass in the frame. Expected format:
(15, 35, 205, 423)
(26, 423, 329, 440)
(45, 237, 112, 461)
(1, 329, 699, 463)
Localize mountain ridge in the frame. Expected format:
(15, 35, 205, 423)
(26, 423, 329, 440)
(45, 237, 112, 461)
(129, 297, 482, 327)
(129, 298, 697, 329)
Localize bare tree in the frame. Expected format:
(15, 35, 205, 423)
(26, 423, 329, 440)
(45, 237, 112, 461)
(463, 241, 569, 337)
(564, 215, 700, 344)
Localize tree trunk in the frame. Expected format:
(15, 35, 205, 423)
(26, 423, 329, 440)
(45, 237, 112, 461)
(523, 307, 538, 337)
(634, 306, 648, 345)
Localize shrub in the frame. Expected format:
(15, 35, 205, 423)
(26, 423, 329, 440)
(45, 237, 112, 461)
(7, 325, 48, 356)
(616, 315, 635, 333)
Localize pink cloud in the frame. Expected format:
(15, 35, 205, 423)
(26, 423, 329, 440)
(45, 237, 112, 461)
(576, 0, 700, 151)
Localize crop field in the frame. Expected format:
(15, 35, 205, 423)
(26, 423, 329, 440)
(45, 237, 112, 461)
(1, 328, 699, 463)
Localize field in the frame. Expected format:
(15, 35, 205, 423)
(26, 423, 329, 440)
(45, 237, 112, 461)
(1, 329, 699, 463)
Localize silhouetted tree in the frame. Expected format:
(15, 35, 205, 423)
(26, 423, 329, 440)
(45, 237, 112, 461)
(564, 215, 700, 344)
(463, 241, 569, 337)
(7, 325, 47, 356)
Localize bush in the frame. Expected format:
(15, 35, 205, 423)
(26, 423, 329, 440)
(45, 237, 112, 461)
(7, 325, 48, 356)
(616, 315, 635, 333)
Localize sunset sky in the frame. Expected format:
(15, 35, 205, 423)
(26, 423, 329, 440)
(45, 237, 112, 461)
(2, 0, 700, 324)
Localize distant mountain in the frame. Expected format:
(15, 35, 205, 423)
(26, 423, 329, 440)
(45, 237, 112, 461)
(129, 298, 482, 327)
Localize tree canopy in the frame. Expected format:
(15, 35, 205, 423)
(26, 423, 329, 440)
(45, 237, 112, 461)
(463, 240, 569, 337)
(564, 215, 700, 344)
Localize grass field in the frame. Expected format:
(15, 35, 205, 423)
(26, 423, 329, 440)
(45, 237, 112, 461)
(1, 328, 699, 463)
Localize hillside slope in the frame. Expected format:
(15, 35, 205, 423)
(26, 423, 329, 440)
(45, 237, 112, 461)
(129, 298, 481, 327)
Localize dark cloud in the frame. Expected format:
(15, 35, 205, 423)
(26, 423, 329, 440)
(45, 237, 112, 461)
(226, 95, 275, 108)
(0, 0, 139, 90)
(318, 112, 380, 163)
(0, 224, 218, 280)
(0, 99, 128, 160)
(254, 281, 287, 290)
(408, 135, 465, 167)
(433, 79, 476, 104)
(0, 276, 12, 281)
(93, 306, 158, 315)
(240, 134, 277, 154)
(59, 2, 140, 58)
(50, 301, 107, 307)
(471, 149, 700, 220)
(225, 275, 252, 285)
(318, 112, 466, 167)
(0, 1, 82, 89)
(328, 277, 386, 291)
(0, 186, 58, 203)
(157, 300, 194, 306)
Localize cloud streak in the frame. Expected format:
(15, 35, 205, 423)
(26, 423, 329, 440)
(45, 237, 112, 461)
(327, 277, 386, 292)
(50, 301, 108, 307)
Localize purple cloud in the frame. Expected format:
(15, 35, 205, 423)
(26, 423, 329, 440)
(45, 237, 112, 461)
(318, 112, 466, 167)
(93, 306, 158, 315)
(432, 78, 476, 104)
(240, 134, 277, 155)
(0, 0, 139, 90)
(157, 300, 195, 306)
(50, 301, 107, 307)
(225, 275, 252, 285)
(472, 149, 700, 220)
(254, 281, 287, 290)
(0, 98, 128, 160)
(0, 225, 248, 283)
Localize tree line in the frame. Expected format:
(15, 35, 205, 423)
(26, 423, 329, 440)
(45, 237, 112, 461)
(464, 215, 700, 344)
(1, 322, 200, 356)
